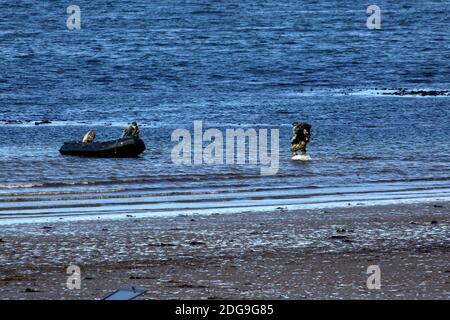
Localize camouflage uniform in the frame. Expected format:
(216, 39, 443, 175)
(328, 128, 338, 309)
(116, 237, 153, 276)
(122, 124, 140, 138)
(291, 140, 307, 156)
(290, 122, 311, 156)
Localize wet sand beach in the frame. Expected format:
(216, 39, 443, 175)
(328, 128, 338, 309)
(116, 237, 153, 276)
(0, 201, 448, 300)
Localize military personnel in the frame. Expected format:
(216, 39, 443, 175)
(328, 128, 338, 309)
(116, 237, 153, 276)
(122, 121, 140, 138)
(290, 122, 311, 156)
(82, 130, 96, 144)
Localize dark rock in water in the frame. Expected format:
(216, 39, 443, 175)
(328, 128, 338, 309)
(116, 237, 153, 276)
(34, 120, 52, 125)
(25, 288, 40, 293)
(433, 204, 443, 208)
(4, 120, 22, 124)
(129, 275, 159, 280)
(42, 226, 53, 230)
(430, 220, 438, 224)
(148, 242, 176, 247)
(189, 241, 207, 246)
(384, 88, 450, 97)
(336, 228, 346, 233)
(330, 234, 350, 240)
(175, 283, 208, 289)
(126, 214, 134, 218)
(0, 238, 4, 243)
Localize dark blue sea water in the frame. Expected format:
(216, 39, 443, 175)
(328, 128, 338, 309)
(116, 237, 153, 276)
(1, 1, 450, 222)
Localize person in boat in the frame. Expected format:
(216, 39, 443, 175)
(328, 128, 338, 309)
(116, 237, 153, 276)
(121, 121, 140, 138)
(82, 130, 96, 144)
(290, 122, 311, 156)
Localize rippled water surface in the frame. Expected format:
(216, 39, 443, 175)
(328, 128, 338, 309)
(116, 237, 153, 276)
(1, 1, 449, 221)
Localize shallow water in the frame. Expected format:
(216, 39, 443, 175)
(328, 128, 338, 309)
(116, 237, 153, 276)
(0, 1, 449, 222)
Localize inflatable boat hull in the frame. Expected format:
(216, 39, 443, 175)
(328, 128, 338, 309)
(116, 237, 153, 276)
(59, 137, 146, 157)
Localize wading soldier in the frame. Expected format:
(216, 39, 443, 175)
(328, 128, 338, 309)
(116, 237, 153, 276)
(122, 121, 140, 138)
(290, 122, 311, 156)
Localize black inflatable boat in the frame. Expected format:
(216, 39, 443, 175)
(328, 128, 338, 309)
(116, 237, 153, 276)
(59, 137, 146, 157)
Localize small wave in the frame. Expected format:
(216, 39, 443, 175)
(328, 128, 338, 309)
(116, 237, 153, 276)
(190, 10, 225, 15)
(371, 176, 450, 184)
(0, 183, 43, 189)
(338, 155, 383, 161)
(0, 173, 279, 190)
(0, 181, 93, 189)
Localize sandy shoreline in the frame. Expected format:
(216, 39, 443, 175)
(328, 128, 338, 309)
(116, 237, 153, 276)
(0, 202, 448, 300)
